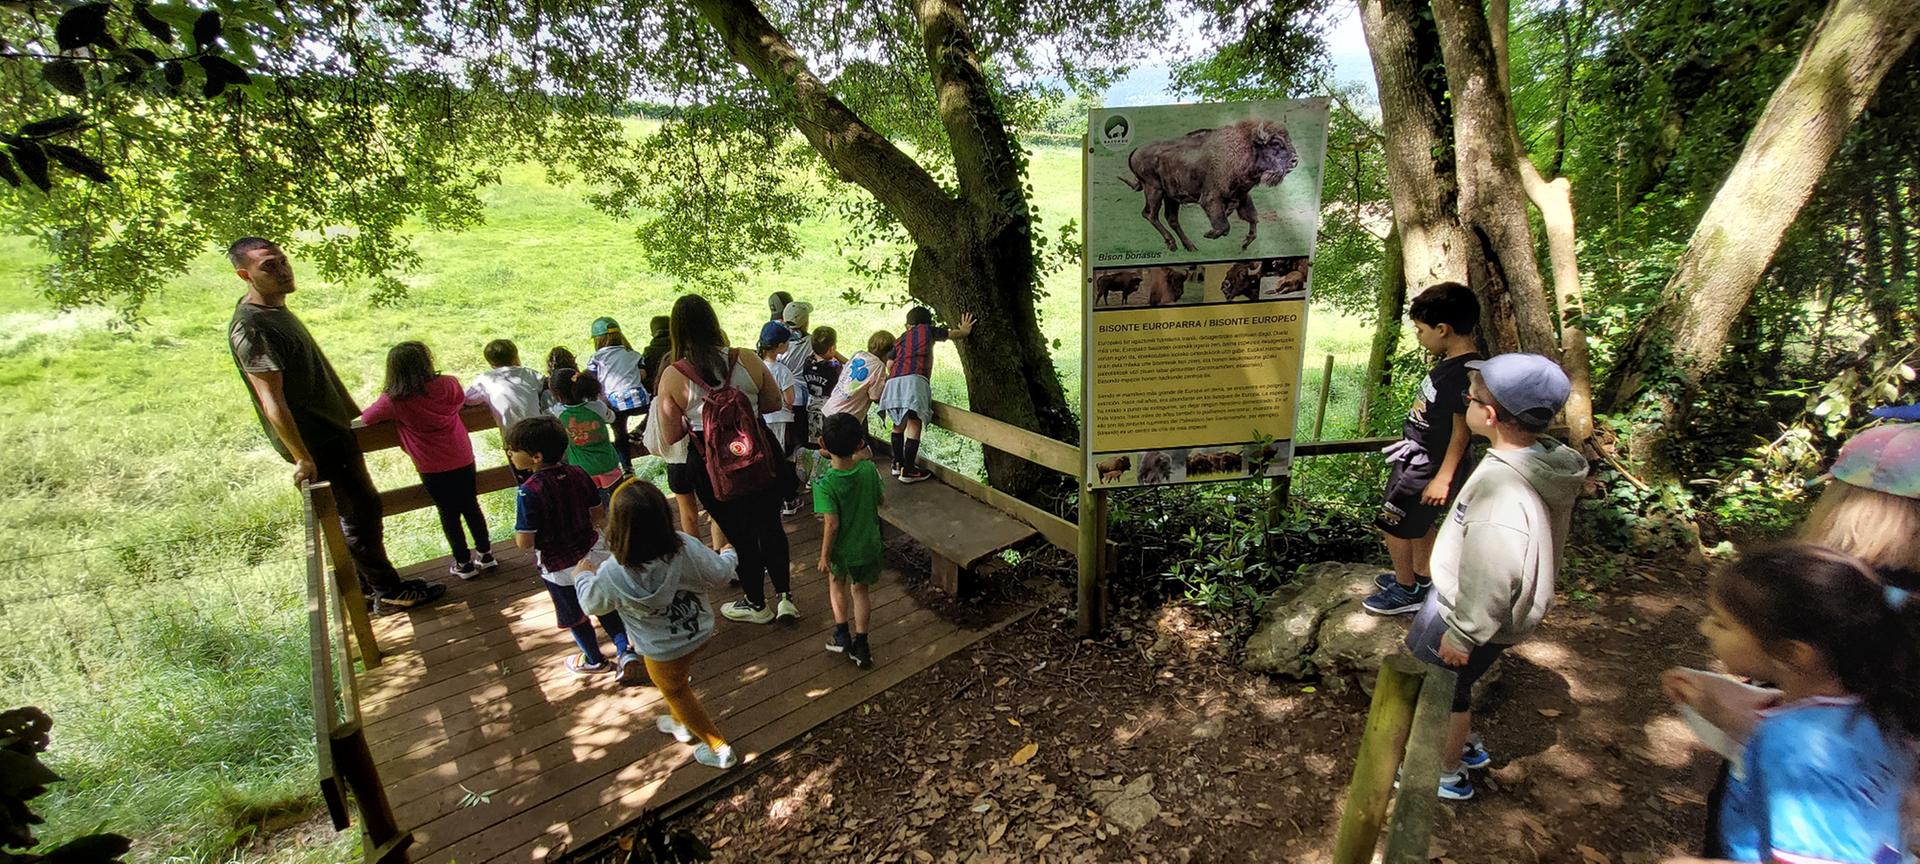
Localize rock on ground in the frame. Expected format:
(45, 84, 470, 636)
(1242, 561, 1505, 699)
(1088, 773, 1160, 833)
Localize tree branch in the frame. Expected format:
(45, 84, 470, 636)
(913, 0, 1026, 223)
(685, 0, 959, 245)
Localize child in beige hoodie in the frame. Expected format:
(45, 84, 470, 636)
(1404, 353, 1589, 802)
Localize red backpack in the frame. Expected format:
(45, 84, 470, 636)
(674, 352, 780, 501)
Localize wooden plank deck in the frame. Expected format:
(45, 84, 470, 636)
(353, 504, 1042, 863)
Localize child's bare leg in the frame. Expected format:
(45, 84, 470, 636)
(851, 583, 872, 635)
(708, 517, 729, 550)
(1444, 710, 1472, 774)
(828, 572, 849, 625)
(675, 493, 700, 538)
(1413, 527, 1438, 579)
(646, 655, 727, 750)
(1384, 533, 1418, 588)
(904, 415, 923, 441)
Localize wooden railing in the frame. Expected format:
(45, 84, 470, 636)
(1331, 656, 1458, 864)
(353, 405, 517, 516)
(305, 481, 412, 864)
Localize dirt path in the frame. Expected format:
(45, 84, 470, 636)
(651, 557, 1719, 863)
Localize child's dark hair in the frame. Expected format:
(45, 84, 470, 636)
(1408, 282, 1479, 336)
(811, 325, 838, 355)
(382, 341, 437, 400)
(1713, 544, 1920, 738)
(606, 478, 682, 568)
(547, 346, 577, 374)
(484, 339, 519, 367)
(551, 368, 601, 404)
(505, 416, 569, 465)
(868, 330, 896, 360)
(594, 332, 631, 351)
(821, 412, 866, 458)
(906, 306, 933, 327)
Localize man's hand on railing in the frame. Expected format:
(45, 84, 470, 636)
(295, 457, 318, 486)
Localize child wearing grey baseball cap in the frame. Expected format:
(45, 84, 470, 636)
(1402, 352, 1590, 802)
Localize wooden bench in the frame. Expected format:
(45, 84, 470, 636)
(870, 449, 1038, 596)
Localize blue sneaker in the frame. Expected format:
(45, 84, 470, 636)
(1460, 740, 1492, 770)
(1438, 768, 1475, 800)
(1363, 580, 1428, 615)
(1374, 572, 1434, 591)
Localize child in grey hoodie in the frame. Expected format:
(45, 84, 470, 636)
(575, 478, 741, 770)
(1404, 353, 1589, 801)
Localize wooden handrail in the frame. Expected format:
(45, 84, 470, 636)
(305, 488, 348, 831)
(352, 404, 499, 453)
(928, 401, 1079, 476)
(352, 406, 515, 517)
(303, 481, 412, 863)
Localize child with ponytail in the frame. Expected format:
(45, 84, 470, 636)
(1661, 543, 1918, 864)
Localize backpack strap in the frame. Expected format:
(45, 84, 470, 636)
(671, 351, 741, 395)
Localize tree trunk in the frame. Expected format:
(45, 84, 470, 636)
(688, 0, 1078, 497)
(1363, 226, 1410, 435)
(1431, 0, 1560, 357)
(909, 223, 1076, 496)
(1487, 0, 1596, 448)
(1358, 0, 1473, 292)
(1601, 0, 1920, 460)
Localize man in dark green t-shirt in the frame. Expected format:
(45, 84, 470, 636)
(226, 237, 444, 610)
(813, 412, 884, 669)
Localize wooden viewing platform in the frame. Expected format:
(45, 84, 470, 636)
(353, 493, 1047, 863)
(304, 404, 1071, 863)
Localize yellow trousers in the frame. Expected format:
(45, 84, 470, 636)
(645, 654, 727, 750)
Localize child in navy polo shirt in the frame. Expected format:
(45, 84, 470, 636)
(506, 416, 637, 682)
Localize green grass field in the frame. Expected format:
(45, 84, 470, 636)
(0, 137, 1386, 861)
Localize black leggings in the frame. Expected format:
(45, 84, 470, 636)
(687, 437, 790, 607)
(420, 464, 491, 564)
(612, 407, 645, 470)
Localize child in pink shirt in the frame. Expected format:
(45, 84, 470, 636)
(360, 340, 496, 579)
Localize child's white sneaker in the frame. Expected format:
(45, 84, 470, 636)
(694, 743, 738, 769)
(655, 715, 693, 744)
(721, 599, 775, 624)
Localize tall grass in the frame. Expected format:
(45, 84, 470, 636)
(0, 136, 1384, 861)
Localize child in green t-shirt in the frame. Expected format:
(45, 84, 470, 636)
(548, 368, 624, 503)
(814, 412, 885, 669)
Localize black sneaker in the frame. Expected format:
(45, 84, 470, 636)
(848, 635, 872, 669)
(1374, 571, 1434, 591)
(825, 626, 850, 654)
(449, 560, 480, 580)
(898, 468, 933, 485)
(476, 551, 499, 571)
(375, 580, 448, 610)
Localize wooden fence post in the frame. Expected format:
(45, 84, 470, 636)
(1384, 663, 1459, 863)
(1313, 353, 1336, 440)
(1076, 486, 1108, 638)
(1331, 655, 1425, 864)
(309, 484, 383, 669)
(331, 722, 411, 863)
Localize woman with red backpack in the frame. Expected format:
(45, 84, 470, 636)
(651, 294, 799, 625)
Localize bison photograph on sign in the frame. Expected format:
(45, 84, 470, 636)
(1088, 99, 1328, 266)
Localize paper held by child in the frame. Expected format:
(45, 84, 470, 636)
(1670, 667, 1779, 768)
